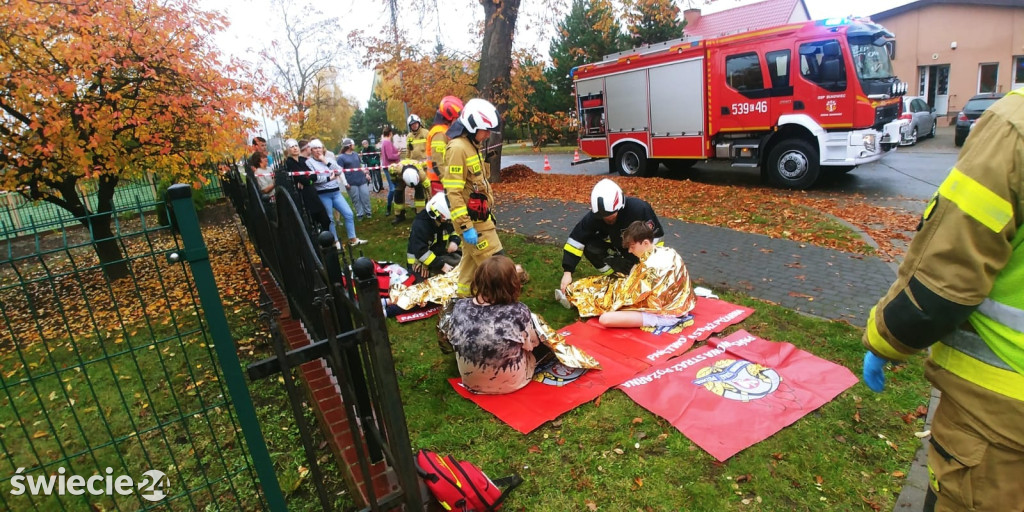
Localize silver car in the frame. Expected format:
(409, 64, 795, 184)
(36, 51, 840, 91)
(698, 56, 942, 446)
(898, 96, 938, 146)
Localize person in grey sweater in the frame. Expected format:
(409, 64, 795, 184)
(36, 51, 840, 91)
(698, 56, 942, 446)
(336, 138, 371, 219)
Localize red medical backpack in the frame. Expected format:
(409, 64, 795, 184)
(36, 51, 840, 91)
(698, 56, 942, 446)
(414, 450, 522, 512)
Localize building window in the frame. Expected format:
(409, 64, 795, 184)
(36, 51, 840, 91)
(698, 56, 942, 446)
(726, 52, 764, 92)
(1014, 56, 1024, 89)
(978, 63, 999, 94)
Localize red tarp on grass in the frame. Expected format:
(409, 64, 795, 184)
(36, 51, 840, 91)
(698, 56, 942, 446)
(583, 297, 754, 365)
(448, 298, 753, 433)
(618, 329, 858, 461)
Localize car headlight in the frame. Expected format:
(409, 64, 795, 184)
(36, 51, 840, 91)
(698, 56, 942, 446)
(862, 134, 876, 146)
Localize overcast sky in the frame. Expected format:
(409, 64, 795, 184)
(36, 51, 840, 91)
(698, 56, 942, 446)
(208, 0, 915, 113)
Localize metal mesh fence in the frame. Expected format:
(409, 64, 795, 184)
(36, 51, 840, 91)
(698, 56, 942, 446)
(0, 195, 265, 510)
(0, 173, 226, 240)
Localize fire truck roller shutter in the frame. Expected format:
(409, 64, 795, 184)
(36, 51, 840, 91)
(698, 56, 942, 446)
(605, 70, 649, 134)
(649, 59, 704, 136)
(606, 70, 651, 177)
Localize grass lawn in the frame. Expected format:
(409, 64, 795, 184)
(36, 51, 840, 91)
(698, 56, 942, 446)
(1, 198, 930, 511)
(347, 202, 931, 511)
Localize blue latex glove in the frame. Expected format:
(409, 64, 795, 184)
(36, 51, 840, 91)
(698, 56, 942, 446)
(863, 351, 887, 392)
(462, 227, 479, 246)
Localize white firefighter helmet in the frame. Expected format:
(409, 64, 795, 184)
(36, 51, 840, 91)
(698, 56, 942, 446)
(459, 98, 500, 134)
(425, 193, 451, 221)
(407, 114, 422, 129)
(402, 165, 421, 187)
(591, 178, 624, 217)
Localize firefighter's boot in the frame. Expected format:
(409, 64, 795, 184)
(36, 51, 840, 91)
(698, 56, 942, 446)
(391, 210, 406, 225)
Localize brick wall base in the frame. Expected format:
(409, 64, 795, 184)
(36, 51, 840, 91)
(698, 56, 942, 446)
(256, 266, 401, 508)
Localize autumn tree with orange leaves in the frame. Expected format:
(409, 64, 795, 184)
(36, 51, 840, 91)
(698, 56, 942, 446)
(360, 35, 478, 127)
(0, 0, 267, 278)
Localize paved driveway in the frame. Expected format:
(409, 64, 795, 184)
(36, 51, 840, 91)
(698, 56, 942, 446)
(502, 126, 962, 216)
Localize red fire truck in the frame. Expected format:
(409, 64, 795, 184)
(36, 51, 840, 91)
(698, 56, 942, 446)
(572, 18, 908, 189)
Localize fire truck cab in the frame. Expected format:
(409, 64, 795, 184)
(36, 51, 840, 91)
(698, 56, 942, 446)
(572, 18, 907, 189)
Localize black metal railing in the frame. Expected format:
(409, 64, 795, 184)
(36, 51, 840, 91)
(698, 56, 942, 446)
(222, 166, 421, 511)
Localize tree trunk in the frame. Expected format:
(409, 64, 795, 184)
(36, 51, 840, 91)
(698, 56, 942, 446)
(92, 174, 130, 279)
(477, 0, 520, 183)
(86, 212, 130, 280)
(53, 174, 130, 280)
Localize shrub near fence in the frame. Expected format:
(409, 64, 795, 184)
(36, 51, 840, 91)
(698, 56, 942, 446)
(0, 172, 226, 240)
(0, 197, 269, 510)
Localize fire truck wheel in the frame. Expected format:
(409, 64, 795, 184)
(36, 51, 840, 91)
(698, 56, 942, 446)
(613, 143, 649, 177)
(766, 139, 819, 189)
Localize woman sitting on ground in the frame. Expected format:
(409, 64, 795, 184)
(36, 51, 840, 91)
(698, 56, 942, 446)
(445, 255, 540, 394)
(566, 220, 696, 329)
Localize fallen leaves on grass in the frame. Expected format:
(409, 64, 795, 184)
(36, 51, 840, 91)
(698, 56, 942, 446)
(860, 495, 883, 511)
(496, 165, 917, 260)
(2, 208, 261, 353)
(901, 405, 930, 424)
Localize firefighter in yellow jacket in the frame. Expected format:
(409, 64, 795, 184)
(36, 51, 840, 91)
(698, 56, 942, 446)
(862, 89, 1024, 512)
(426, 96, 464, 196)
(407, 114, 430, 161)
(441, 98, 502, 296)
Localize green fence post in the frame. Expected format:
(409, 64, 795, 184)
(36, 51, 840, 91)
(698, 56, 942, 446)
(165, 184, 287, 511)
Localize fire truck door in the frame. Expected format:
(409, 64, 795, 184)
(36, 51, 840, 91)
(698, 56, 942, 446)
(764, 49, 795, 120)
(795, 39, 851, 128)
(713, 48, 772, 135)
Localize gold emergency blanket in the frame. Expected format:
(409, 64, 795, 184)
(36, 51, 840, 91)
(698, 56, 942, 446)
(436, 302, 601, 370)
(388, 262, 462, 311)
(566, 245, 696, 318)
(529, 313, 601, 370)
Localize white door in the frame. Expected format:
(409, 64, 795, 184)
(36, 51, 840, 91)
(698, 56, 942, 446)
(1013, 56, 1024, 91)
(934, 65, 950, 115)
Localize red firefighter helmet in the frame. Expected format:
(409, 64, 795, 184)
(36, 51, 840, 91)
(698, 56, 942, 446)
(438, 96, 464, 122)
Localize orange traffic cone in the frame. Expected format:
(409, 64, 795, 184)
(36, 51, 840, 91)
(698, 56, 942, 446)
(573, 148, 580, 163)
(543, 155, 551, 172)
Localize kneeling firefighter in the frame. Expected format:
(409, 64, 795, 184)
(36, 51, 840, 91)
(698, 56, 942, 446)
(400, 161, 432, 213)
(441, 98, 502, 297)
(390, 114, 430, 224)
(407, 192, 462, 279)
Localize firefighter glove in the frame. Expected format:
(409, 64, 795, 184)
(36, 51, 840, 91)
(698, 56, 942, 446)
(862, 351, 886, 392)
(462, 227, 479, 246)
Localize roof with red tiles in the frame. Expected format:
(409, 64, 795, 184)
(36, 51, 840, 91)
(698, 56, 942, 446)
(684, 0, 812, 39)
